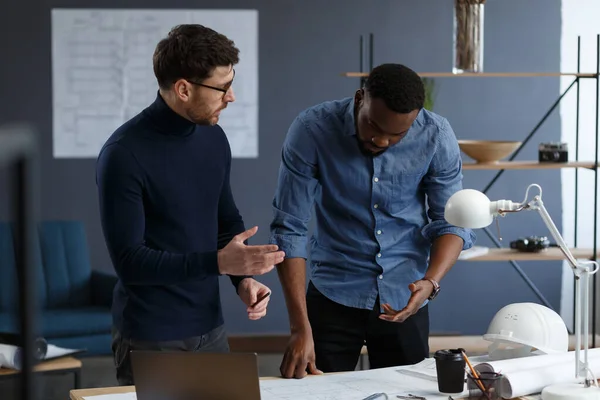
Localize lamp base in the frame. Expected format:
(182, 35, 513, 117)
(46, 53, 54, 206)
(542, 383, 600, 400)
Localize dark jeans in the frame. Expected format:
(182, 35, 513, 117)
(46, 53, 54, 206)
(111, 324, 230, 386)
(306, 281, 429, 372)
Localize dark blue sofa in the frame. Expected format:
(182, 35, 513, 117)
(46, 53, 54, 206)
(0, 220, 116, 356)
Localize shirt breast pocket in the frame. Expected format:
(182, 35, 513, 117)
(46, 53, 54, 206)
(390, 172, 424, 214)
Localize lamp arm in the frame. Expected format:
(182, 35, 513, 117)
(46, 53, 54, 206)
(531, 196, 580, 274)
(529, 194, 598, 385)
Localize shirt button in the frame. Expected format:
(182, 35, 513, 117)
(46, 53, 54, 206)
(379, 275, 383, 279)
(377, 253, 382, 258)
(377, 230, 382, 235)
(374, 204, 379, 209)
(374, 177, 379, 182)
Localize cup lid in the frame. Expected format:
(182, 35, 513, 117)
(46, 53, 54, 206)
(434, 348, 465, 361)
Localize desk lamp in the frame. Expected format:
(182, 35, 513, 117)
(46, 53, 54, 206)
(444, 184, 600, 400)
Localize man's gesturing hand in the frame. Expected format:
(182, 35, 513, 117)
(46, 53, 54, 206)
(218, 226, 285, 276)
(379, 280, 433, 323)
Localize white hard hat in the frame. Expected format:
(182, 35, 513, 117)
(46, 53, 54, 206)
(483, 302, 569, 360)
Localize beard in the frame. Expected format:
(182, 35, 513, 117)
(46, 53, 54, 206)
(185, 103, 222, 126)
(187, 111, 215, 126)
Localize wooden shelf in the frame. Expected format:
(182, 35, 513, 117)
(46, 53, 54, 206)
(342, 72, 598, 78)
(463, 247, 595, 261)
(462, 161, 597, 170)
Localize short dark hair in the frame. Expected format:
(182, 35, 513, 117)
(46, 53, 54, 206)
(364, 63, 425, 113)
(153, 24, 240, 89)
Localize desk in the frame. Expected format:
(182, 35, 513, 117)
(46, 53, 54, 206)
(71, 385, 134, 399)
(70, 382, 539, 400)
(1, 356, 82, 389)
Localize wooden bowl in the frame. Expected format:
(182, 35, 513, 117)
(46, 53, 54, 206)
(458, 140, 522, 163)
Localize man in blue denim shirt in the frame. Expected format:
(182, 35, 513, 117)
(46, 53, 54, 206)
(270, 64, 476, 378)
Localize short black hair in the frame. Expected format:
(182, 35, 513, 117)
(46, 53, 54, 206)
(364, 63, 425, 113)
(153, 24, 240, 89)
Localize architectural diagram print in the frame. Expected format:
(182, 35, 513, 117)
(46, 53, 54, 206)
(51, 8, 258, 158)
(259, 367, 456, 400)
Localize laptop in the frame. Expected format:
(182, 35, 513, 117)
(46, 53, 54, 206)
(130, 351, 262, 400)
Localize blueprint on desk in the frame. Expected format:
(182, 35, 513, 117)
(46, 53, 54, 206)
(259, 366, 469, 400)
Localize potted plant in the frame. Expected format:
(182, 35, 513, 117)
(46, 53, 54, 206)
(423, 77, 437, 111)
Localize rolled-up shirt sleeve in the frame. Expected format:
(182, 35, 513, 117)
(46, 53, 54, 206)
(421, 119, 476, 250)
(269, 115, 319, 259)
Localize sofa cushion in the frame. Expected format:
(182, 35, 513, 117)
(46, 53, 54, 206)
(0, 223, 43, 311)
(0, 312, 17, 334)
(38, 221, 93, 308)
(42, 308, 112, 338)
(0, 221, 91, 311)
(0, 223, 17, 311)
(0, 307, 112, 338)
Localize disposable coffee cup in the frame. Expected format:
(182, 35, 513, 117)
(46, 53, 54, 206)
(434, 348, 466, 394)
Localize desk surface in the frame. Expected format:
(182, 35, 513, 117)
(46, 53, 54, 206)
(70, 378, 280, 399)
(70, 382, 538, 400)
(71, 385, 134, 399)
(0, 356, 82, 376)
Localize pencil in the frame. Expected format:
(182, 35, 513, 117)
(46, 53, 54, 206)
(461, 350, 490, 399)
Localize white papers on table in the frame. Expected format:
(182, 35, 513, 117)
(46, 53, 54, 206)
(45, 343, 82, 359)
(0, 343, 83, 370)
(260, 365, 468, 400)
(0, 344, 20, 370)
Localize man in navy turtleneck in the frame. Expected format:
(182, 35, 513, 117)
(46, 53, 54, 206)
(96, 24, 285, 386)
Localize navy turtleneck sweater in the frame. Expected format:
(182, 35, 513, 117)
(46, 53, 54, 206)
(96, 93, 248, 341)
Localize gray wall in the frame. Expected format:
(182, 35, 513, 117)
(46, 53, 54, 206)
(0, 0, 563, 336)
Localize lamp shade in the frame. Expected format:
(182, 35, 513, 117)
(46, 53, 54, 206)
(444, 189, 494, 229)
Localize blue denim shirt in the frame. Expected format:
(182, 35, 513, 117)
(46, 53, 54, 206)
(269, 97, 475, 312)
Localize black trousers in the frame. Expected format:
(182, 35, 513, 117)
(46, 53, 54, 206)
(306, 281, 429, 372)
(111, 324, 230, 386)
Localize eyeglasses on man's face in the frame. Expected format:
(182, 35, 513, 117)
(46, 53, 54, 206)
(187, 69, 235, 98)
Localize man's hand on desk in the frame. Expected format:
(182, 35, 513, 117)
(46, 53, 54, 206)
(280, 329, 323, 379)
(379, 280, 434, 323)
(237, 278, 271, 320)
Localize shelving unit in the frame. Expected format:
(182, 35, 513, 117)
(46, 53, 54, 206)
(343, 72, 597, 78)
(462, 161, 597, 171)
(346, 34, 600, 345)
(462, 248, 597, 262)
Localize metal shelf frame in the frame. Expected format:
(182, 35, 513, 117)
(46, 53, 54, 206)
(347, 33, 600, 345)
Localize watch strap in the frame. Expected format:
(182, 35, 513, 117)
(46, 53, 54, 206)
(422, 278, 440, 300)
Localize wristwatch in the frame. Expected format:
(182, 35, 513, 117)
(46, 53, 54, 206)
(421, 278, 440, 301)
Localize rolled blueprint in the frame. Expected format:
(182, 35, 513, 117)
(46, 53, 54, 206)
(474, 348, 600, 398)
(0, 336, 48, 370)
(499, 355, 600, 398)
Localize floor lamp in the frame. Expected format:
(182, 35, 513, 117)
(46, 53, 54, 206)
(444, 183, 600, 400)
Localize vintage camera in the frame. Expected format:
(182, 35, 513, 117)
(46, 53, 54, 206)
(539, 142, 568, 163)
(510, 236, 550, 252)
